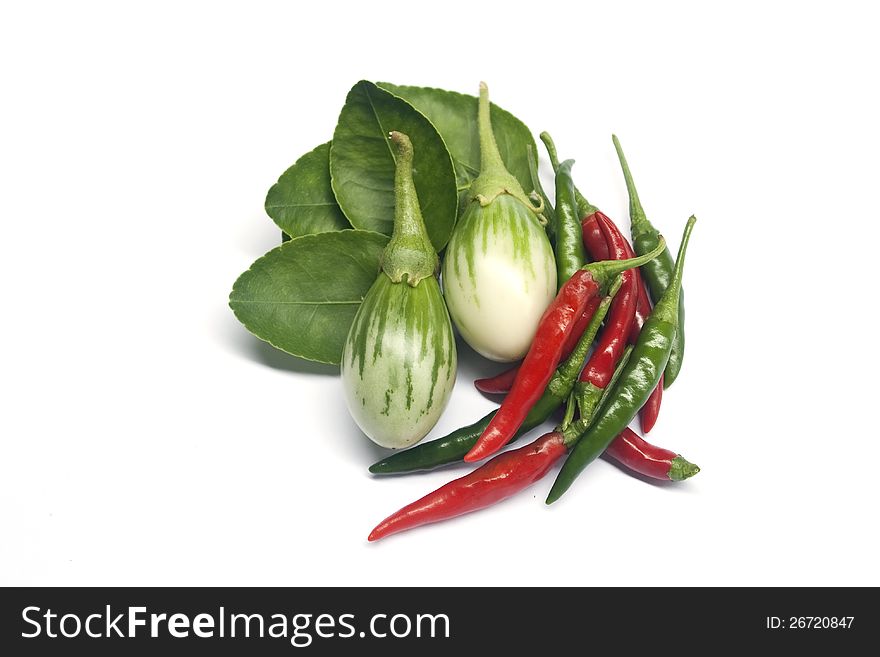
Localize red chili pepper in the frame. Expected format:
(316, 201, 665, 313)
(473, 297, 601, 396)
(640, 373, 663, 433)
(368, 431, 567, 541)
(464, 270, 599, 462)
(369, 423, 701, 541)
(578, 213, 639, 390)
(473, 366, 519, 396)
(583, 211, 664, 433)
(629, 261, 653, 343)
(582, 213, 610, 260)
(464, 242, 665, 464)
(582, 211, 647, 337)
(604, 427, 699, 481)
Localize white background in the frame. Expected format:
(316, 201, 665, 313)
(2, 0, 878, 586)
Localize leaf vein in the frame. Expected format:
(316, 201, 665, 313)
(363, 84, 396, 164)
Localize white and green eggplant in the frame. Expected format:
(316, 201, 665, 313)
(441, 82, 557, 362)
(341, 132, 457, 449)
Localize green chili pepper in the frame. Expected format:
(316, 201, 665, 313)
(557, 345, 634, 454)
(369, 278, 622, 475)
(539, 132, 599, 219)
(546, 216, 696, 504)
(612, 135, 686, 388)
(553, 159, 588, 288)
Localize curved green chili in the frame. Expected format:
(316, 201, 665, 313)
(612, 135, 685, 388)
(546, 216, 696, 504)
(558, 345, 633, 455)
(539, 132, 598, 219)
(369, 284, 618, 474)
(553, 159, 587, 287)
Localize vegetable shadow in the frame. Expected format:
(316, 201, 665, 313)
(451, 333, 517, 382)
(247, 338, 339, 376)
(220, 307, 338, 376)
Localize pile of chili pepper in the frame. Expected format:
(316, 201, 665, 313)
(368, 135, 698, 541)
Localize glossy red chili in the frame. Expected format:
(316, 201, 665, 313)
(583, 210, 663, 432)
(582, 211, 650, 341)
(640, 373, 663, 433)
(368, 431, 567, 541)
(473, 366, 519, 396)
(604, 427, 699, 481)
(572, 211, 653, 426)
(582, 212, 610, 261)
(473, 299, 599, 396)
(628, 251, 653, 344)
(464, 269, 600, 462)
(462, 242, 664, 464)
(578, 213, 639, 390)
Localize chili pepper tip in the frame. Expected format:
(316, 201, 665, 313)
(668, 456, 700, 481)
(639, 410, 657, 434)
(473, 367, 518, 395)
(367, 521, 393, 542)
(464, 423, 507, 462)
(463, 446, 488, 463)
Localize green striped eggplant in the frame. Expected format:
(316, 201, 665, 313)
(341, 132, 457, 449)
(441, 83, 556, 362)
